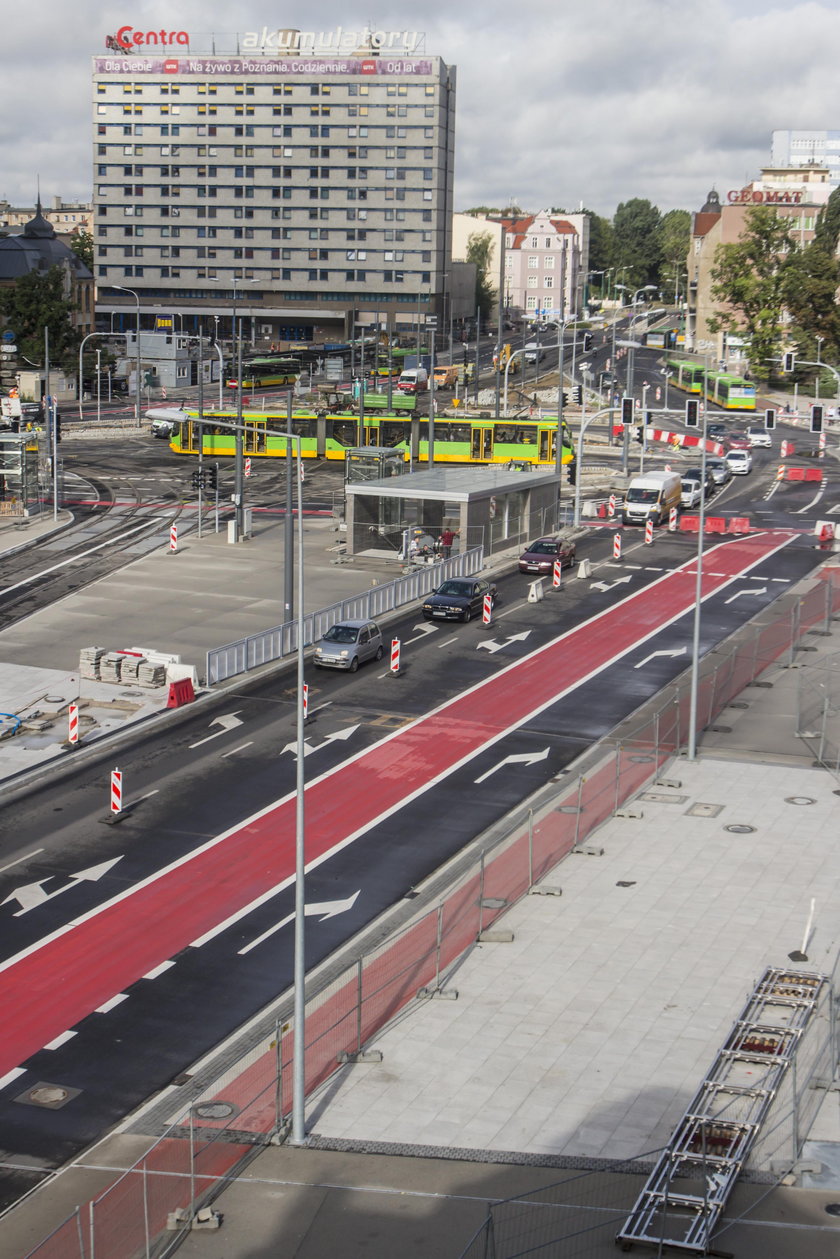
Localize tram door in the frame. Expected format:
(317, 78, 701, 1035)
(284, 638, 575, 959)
(470, 425, 494, 462)
(538, 427, 555, 465)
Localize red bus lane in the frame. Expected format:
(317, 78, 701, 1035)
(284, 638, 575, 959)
(0, 531, 795, 1078)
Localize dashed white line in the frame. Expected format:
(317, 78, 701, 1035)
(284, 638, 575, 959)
(221, 742, 254, 758)
(143, 960, 175, 980)
(96, 993, 129, 1013)
(0, 849, 44, 875)
(44, 1031, 77, 1051)
(0, 1067, 26, 1089)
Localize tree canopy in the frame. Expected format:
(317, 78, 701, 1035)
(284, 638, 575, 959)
(0, 266, 83, 376)
(612, 198, 663, 291)
(783, 187, 840, 372)
(466, 230, 497, 320)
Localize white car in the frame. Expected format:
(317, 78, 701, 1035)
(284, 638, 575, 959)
(680, 477, 703, 509)
(746, 427, 772, 448)
(725, 449, 752, 475)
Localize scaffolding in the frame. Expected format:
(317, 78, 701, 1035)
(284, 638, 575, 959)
(616, 966, 828, 1254)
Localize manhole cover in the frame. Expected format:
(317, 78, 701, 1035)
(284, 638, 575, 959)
(640, 792, 688, 805)
(193, 1101, 238, 1120)
(15, 1081, 81, 1110)
(686, 802, 723, 818)
(725, 824, 756, 834)
(629, 754, 655, 763)
(785, 796, 816, 806)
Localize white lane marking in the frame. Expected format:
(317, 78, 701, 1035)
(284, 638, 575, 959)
(633, 646, 688, 670)
(474, 748, 550, 784)
(143, 960, 175, 980)
(188, 713, 243, 749)
(0, 520, 166, 596)
(0, 849, 44, 875)
(437, 636, 460, 648)
(221, 742, 254, 758)
(0, 1068, 26, 1089)
(44, 1031, 77, 1050)
(794, 484, 826, 514)
(236, 890, 361, 956)
(96, 993, 129, 1013)
(133, 790, 159, 804)
(0, 532, 798, 983)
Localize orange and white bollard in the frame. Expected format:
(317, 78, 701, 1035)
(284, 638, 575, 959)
(110, 768, 123, 815)
(613, 531, 622, 560)
(819, 432, 826, 459)
(302, 682, 309, 721)
(552, 559, 562, 590)
(390, 638, 401, 676)
(608, 494, 616, 519)
(668, 507, 678, 532)
(244, 457, 252, 478)
(644, 519, 654, 545)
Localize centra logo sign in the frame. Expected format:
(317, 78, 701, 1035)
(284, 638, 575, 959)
(106, 28, 190, 51)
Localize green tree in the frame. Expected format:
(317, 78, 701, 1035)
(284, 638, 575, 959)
(578, 209, 613, 297)
(708, 206, 796, 379)
(466, 230, 496, 321)
(70, 229, 94, 272)
(0, 266, 83, 376)
(612, 198, 663, 291)
(784, 187, 840, 370)
(659, 209, 690, 300)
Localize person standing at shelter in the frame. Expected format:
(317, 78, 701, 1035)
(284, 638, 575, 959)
(439, 527, 457, 558)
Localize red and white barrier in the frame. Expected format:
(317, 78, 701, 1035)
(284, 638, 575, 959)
(68, 703, 79, 745)
(781, 440, 793, 458)
(819, 432, 826, 459)
(390, 638, 401, 675)
(613, 532, 622, 560)
(110, 768, 123, 815)
(302, 682, 309, 721)
(482, 592, 493, 625)
(644, 519, 654, 545)
(668, 507, 678, 532)
(169, 523, 178, 553)
(552, 559, 562, 590)
(244, 457, 252, 478)
(608, 494, 616, 519)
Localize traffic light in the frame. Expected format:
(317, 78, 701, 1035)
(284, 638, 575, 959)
(206, 465, 218, 490)
(783, 351, 795, 373)
(191, 470, 202, 490)
(621, 396, 634, 427)
(572, 384, 583, 404)
(811, 404, 824, 434)
(582, 333, 593, 352)
(685, 398, 699, 428)
(764, 407, 776, 430)
(566, 458, 577, 485)
(561, 391, 569, 406)
(634, 424, 644, 444)
(54, 416, 62, 443)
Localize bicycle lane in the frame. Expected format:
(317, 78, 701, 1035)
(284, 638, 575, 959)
(0, 530, 797, 1081)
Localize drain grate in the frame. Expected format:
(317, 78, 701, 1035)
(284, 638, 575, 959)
(686, 802, 724, 818)
(725, 824, 756, 834)
(785, 796, 817, 806)
(639, 792, 688, 805)
(15, 1082, 81, 1110)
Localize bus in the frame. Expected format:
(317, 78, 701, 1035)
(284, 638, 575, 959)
(704, 371, 756, 412)
(167, 409, 575, 467)
(665, 360, 706, 394)
(226, 357, 300, 390)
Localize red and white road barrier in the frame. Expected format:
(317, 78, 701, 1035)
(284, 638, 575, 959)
(777, 464, 785, 481)
(781, 440, 793, 458)
(110, 768, 123, 815)
(244, 457, 252, 478)
(613, 531, 622, 560)
(302, 682, 309, 721)
(169, 523, 178, 553)
(819, 432, 826, 459)
(644, 519, 654, 545)
(552, 559, 562, 590)
(608, 494, 616, 519)
(482, 592, 493, 625)
(68, 703, 79, 745)
(668, 507, 678, 532)
(390, 638, 401, 675)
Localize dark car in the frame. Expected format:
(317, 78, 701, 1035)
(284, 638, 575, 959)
(422, 577, 498, 622)
(706, 422, 727, 440)
(312, 619, 383, 671)
(684, 465, 716, 497)
(518, 535, 577, 575)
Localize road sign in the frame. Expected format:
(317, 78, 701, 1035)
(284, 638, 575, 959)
(1, 330, 15, 343)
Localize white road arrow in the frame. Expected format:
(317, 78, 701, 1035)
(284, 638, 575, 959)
(406, 622, 439, 644)
(189, 712, 243, 749)
(474, 747, 550, 784)
(725, 586, 767, 605)
(238, 889, 361, 955)
(633, 646, 688, 670)
(591, 576, 633, 592)
(476, 631, 532, 655)
(2, 857, 123, 917)
(281, 724, 360, 758)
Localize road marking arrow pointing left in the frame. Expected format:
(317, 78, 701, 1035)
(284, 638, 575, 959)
(238, 889, 361, 955)
(189, 712, 243, 749)
(474, 747, 550, 783)
(2, 857, 123, 917)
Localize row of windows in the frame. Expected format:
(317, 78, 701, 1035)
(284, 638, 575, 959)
(102, 220, 428, 239)
(98, 81, 436, 98)
(99, 165, 435, 181)
(100, 103, 436, 120)
(99, 149, 434, 170)
(99, 207, 436, 227)
(506, 234, 574, 250)
(97, 126, 431, 145)
(101, 265, 431, 285)
(104, 246, 431, 263)
(98, 188, 438, 218)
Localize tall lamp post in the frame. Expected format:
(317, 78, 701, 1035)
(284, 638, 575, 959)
(111, 285, 141, 428)
(209, 276, 259, 542)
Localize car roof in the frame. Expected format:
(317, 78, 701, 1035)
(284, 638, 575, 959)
(330, 618, 375, 629)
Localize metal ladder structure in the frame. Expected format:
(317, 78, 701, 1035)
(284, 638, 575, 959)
(616, 966, 828, 1254)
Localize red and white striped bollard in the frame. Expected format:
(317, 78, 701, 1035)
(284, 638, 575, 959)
(644, 519, 654, 545)
(668, 507, 678, 532)
(110, 768, 123, 815)
(552, 558, 562, 590)
(613, 531, 622, 560)
(607, 494, 616, 519)
(244, 456, 252, 478)
(68, 703, 79, 745)
(169, 523, 178, 553)
(302, 682, 309, 721)
(390, 638, 401, 676)
(482, 592, 493, 625)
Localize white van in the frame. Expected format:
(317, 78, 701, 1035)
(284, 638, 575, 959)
(397, 368, 429, 394)
(622, 470, 682, 526)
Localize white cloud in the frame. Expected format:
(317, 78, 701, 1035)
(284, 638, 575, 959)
(2, 0, 840, 217)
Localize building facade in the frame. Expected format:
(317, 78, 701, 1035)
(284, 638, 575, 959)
(0, 197, 92, 236)
(771, 130, 840, 188)
(92, 32, 456, 347)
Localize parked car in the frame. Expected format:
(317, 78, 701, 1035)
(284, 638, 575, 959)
(725, 449, 753, 475)
(312, 619, 384, 671)
(725, 431, 751, 451)
(422, 577, 498, 622)
(518, 535, 577, 575)
(746, 426, 772, 448)
(524, 342, 547, 365)
(705, 456, 733, 487)
(706, 422, 727, 440)
(683, 465, 716, 497)
(680, 477, 704, 509)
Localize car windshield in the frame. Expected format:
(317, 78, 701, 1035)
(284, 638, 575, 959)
(323, 625, 360, 644)
(627, 488, 659, 502)
(526, 541, 557, 555)
(436, 581, 470, 596)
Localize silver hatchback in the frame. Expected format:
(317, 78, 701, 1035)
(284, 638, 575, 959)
(313, 619, 384, 671)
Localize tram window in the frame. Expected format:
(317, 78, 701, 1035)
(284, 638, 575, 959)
(417, 422, 429, 442)
(380, 421, 406, 446)
(495, 426, 515, 442)
(331, 421, 356, 446)
(516, 425, 537, 444)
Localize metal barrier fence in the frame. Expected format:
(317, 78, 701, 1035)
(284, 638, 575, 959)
(205, 544, 485, 684)
(22, 565, 840, 1259)
(796, 647, 840, 778)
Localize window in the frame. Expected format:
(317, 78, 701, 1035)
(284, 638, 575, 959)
(544, 255, 555, 269)
(527, 275, 538, 288)
(531, 236, 539, 247)
(528, 255, 538, 269)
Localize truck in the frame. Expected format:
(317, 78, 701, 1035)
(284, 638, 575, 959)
(621, 470, 682, 526)
(433, 364, 459, 388)
(397, 367, 429, 395)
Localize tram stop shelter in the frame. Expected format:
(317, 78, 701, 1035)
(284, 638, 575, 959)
(344, 464, 564, 559)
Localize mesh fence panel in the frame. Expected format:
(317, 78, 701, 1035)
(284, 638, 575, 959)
(22, 1211, 86, 1259)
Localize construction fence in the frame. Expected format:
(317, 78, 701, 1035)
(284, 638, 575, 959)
(22, 564, 840, 1259)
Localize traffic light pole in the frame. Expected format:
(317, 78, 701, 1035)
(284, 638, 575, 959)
(197, 336, 205, 539)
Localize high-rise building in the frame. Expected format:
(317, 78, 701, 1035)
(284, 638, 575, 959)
(771, 130, 840, 187)
(92, 28, 455, 346)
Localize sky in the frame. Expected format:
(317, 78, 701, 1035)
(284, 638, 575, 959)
(4, 0, 840, 220)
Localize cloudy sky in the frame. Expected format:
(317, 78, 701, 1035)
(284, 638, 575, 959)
(4, 0, 840, 219)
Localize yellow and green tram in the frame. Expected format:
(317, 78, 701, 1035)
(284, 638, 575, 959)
(168, 409, 576, 466)
(665, 360, 756, 411)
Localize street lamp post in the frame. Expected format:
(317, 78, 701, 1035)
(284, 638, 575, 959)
(209, 276, 259, 542)
(111, 285, 141, 428)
